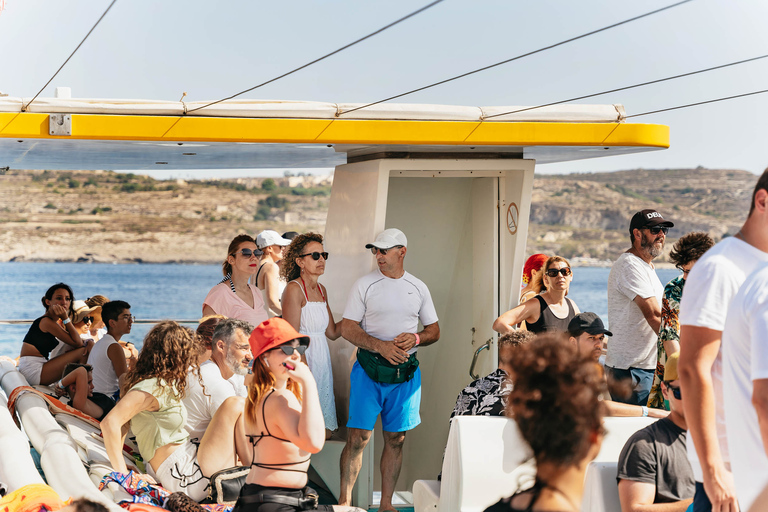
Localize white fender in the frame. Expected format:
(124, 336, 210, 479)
(0, 387, 44, 491)
(0, 361, 122, 511)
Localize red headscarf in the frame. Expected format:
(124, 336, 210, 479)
(522, 254, 549, 285)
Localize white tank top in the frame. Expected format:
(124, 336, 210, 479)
(87, 333, 120, 396)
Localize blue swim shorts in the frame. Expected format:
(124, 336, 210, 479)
(347, 361, 421, 432)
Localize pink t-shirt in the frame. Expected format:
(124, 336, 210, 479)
(203, 282, 268, 327)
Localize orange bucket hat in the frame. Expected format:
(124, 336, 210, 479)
(249, 318, 310, 357)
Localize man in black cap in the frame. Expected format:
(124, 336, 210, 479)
(568, 312, 669, 419)
(605, 210, 674, 406)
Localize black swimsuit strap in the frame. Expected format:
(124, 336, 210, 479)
(247, 389, 308, 472)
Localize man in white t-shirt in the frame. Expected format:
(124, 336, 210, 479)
(722, 263, 768, 510)
(679, 168, 768, 512)
(606, 209, 672, 406)
(183, 318, 254, 441)
(87, 300, 133, 400)
(338, 228, 440, 512)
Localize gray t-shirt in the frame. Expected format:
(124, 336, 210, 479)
(617, 417, 695, 503)
(606, 252, 663, 369)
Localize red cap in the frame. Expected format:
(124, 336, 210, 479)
(249, 318, 310, 358)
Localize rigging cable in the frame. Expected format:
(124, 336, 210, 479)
(625, 88, 768, 118)
(187, 0, 446, 113)
(337, 0, 694, 117)
(483, 53, 768, 119)
(23, 0, 118, 112)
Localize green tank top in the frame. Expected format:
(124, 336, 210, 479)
(129, 378, 188, 462)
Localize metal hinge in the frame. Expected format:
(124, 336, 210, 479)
(49, 114, 72, 136)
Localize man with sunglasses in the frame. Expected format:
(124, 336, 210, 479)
(606, 209, 673, 407)
(677, 169, 768, 512)
(338, 228, 440, 512)
(618, 352, 695, 511)
(88, 300, 133, 403)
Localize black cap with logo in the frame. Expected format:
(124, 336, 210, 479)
(629, 209, 674, 235)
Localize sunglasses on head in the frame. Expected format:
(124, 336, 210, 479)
(272, 344, 308, 356)
(546, 267, 572, 277)
(299, 252, 329, 261)
(370, 245, 403, 256)
(645, 226, 669, 235)
(232, 248, 260, 259)
(665, 382, 682, 400)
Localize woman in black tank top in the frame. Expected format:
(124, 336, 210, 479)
(236, 318, 358, 512)
(18, 283, 94, 386)
(493, 257, 580, 335)
(483, 334, 606, 512)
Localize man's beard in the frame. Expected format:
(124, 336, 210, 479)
(640, 232, 663, 258)
(226, 350, 248, 376)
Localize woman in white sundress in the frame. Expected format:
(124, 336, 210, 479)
(281, 232, 341, 438)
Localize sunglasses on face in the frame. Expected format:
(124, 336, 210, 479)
(83, 316, 94, 324)
(370, 245, 403, 256)
(272, 344, 308, 356)
(546, 267, 572, 277)
(646, 226, 669, 235)
(299, 252, 329, 261)
(665, 382, 682, 400)
(232, 249, 260, 259)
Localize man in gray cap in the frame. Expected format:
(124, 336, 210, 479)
(338, 228, 440, 511)
(606, 209, 674, 406)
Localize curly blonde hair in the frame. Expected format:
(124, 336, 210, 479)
(122, 321, 201, 401)
(280, 232, 324, 282)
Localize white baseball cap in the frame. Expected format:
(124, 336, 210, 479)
(256, 230, 292, 249)
(365, 228, 408, 250)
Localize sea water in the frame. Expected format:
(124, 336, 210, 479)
(0, 262, 681, 359)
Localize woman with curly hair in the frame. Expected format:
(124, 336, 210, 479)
(485, 333, 606, 512)
(234, 318, 361, 512)
(18, 283, 93, 386)
(102, 321, 250, 501)
(203, 234, 268, 326)
(647, 232, 714, 409)
(281, 232, 342, 436)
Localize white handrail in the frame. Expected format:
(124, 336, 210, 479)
(0, 387, 44, 491)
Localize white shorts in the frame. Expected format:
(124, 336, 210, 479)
(17, 356, 46, 386)
(147, 440, 209, 501)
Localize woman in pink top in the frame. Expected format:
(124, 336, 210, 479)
(203, 234, 269, 327)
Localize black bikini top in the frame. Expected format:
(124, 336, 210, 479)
(247, 388, 310, 473)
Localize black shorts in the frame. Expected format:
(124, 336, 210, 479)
(233, 484, 333, 512)
(90, 392, 116, 421)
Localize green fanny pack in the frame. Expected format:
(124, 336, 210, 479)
(357, 348, 419, 384)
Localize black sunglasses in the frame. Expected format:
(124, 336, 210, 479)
(546, 267, 572, 277)
(83, 316, 94, 324)
(232, 248, 260, 259)
(272, 344, 308, 356)
(299, 252, 329, 261)
(646, 226, 669, 235)
(665, 382, 682, 400)
(370, 245, 403, 256)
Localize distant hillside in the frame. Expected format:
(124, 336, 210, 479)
(0, 167, 757, 264)
(528, 168, 756, 264)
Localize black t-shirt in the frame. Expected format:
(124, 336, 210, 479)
(89, 392, 116, 421)
(617, 416, 695, 502)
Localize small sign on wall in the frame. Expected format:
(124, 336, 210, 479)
(506, 202, 519, 235)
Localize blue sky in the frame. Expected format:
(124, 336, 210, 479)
(2, 0, 768, 179)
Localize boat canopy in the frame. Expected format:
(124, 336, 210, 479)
(0, 97, 668, 171)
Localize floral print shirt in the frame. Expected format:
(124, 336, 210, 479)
(450, 368, 512, 421)
(648, 275, 684, 409)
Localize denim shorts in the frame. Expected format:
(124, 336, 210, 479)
(347, 361, 421, 432)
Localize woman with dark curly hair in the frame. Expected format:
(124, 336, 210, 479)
(484, 333, 606, 512)
(281, 232, 342, 436)
(102, 321, 249, 501)
(647, 232, 714, 409)
(203, 234, 268, 326)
